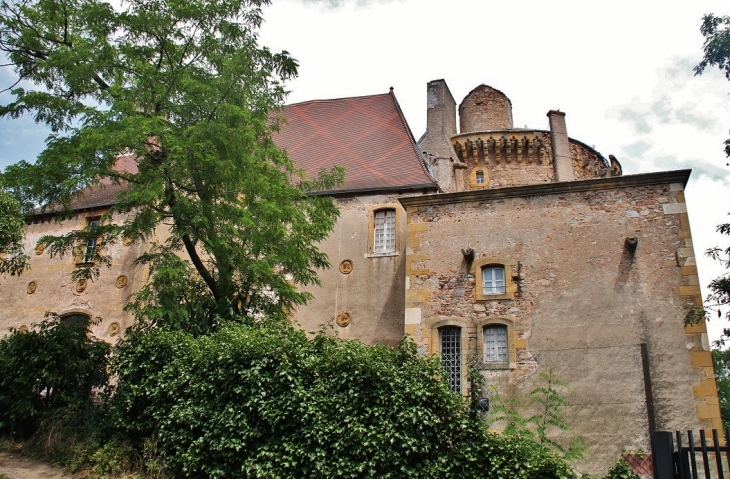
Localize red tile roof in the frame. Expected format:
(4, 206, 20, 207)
(50, 91, 435, 214)
(274, 91, 436, 193)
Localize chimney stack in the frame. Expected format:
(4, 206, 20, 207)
(419, 79, 457, 158)
(547, 110, 574, 182)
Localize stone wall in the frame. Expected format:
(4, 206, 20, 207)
(451, 131, 611, 189)
(400, 170, 718, 474)
(459, 84, 513, 132)
(0, 207, 143, 341)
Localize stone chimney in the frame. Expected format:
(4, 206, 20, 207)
(418, 79, 457, 158)
(547, 110, 574, 182)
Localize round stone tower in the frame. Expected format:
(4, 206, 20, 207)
(459, 84, 513, 133)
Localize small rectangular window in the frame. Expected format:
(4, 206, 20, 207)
(83, 218, 100, 263)
(373, 209, 396, 254)
(440, 326, 461, 393)
(484, 325, 508, 362)
(476, 171, 485, 184)
(482, 266, 505, 295)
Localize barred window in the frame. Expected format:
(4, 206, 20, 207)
(476, 171, 485, 184)
(373, 209, 396, 254)
(482, 266, 505, 295)
(440, 326, 461, 393)
(484, 325, 508, 362)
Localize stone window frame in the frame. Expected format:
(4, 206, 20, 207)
(366, 203, 402, 258)
(475, 316, 517, 370)
(430, 318, 468, 396)
(75, 215, 103, 265)
(472, 257, 518, 301)
(468, 168, 489, 189)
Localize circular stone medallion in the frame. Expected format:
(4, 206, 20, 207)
(75, 278, 87, 293)
(116, 274, 128, 289)
(26, 281, 37, 294)
(35, 243, 45, 255)
(108, 322, 121, 337)
(336, 311, 351, 327)
(339, 260, 354, 274)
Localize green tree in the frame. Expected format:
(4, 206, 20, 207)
(712, 348, 730, 429)
(690, 14, 730, 343)
(0, 180, 28, 275)
(0, 0, 342, 333)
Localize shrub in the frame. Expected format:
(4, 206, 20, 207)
(0, 315, 111, 437)
(113, 323, 577, 478)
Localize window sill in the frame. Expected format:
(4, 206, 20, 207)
(475, 293, 513, 301)
(364, 252, 399, 259)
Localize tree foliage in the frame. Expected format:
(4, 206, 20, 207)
(694, 13, 730, 157)
(0, 0, 342, 333)
(0, 181, 29, 276)
(0, 314, 111, 437)
(690, 14, 730, 341)
(111, 323, 578, 478)
(712, 348, 730, 430)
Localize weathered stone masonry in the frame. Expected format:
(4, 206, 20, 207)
(401, 170, 720, 472)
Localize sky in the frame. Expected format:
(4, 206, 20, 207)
(2, 0, 730, 341)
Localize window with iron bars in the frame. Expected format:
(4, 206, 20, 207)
(440, 326, 461, 394)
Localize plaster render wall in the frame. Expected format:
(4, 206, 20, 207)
(0, 208, 143, 341)
(295, 193, 414, 346)
(402, 180, 714, 473)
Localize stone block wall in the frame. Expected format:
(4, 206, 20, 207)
(400, 170, 719, 474)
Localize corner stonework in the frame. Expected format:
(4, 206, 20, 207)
(670, 182, 723, 430)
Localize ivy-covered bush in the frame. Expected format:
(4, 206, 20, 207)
(112, 323, 577, 478)
(0, 315, 111, 437)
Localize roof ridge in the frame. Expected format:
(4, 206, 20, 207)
(284, 92, 391, 108)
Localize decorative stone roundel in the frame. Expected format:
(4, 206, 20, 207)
(35, 243, 45, 255)
(75, 278, 87, 293)
(122, 236, 134, 246)
(26, 281, 37, 294)
(108, 322, 121, 337)
(116, 275, 129, 289)
(336, 311, 351, 327)
(339, 260, 354, 274)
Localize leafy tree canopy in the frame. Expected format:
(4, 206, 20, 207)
(0, 0, 343, 333)
(689, 14, 730, 342)
(694, 13, 730, 157)
(0, 178, 29, 275)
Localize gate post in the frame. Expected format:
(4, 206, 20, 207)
(652, 431, 675, 479)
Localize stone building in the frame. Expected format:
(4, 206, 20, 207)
(0, 79, 720, 473)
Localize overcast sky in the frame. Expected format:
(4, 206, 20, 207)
(2, 0, 730, 342)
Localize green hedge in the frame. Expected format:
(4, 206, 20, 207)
(112, 324, 576, 478)
(0, 316, 110, 437)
